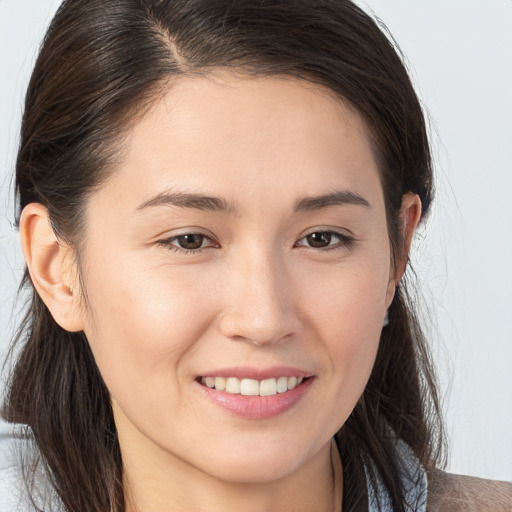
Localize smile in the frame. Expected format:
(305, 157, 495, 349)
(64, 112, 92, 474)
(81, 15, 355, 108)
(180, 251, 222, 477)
(200, 376, 305, 396)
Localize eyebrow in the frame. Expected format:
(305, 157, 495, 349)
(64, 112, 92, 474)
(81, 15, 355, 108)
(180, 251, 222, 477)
(136, 189, 370, 214)
(137, 191, 238, 214)
(294, 190, 370, 212)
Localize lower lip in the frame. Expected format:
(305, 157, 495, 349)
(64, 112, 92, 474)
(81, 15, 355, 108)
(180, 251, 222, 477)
(198, 378, 313, 419)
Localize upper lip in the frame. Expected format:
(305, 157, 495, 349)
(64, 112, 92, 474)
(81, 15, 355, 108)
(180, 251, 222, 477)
(199, 366, 313, 381)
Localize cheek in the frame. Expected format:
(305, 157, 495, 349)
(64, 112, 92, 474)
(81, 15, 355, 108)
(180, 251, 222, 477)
(300, 259, 389, 391)
(80, 254, 217, 399)
(303, 253, 389, 332)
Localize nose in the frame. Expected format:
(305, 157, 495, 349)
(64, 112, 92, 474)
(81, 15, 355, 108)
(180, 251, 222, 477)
(218, 249, 301, 346)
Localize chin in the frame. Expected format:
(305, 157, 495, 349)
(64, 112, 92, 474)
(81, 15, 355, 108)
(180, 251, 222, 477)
(193, 439, 314, 485)
(209, 460, 300, 485)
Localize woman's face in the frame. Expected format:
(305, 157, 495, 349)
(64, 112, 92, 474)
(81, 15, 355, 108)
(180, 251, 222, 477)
(77, 73, 398, 483)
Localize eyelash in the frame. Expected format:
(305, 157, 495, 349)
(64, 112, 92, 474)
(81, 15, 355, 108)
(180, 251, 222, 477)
(157, 229, 356, 255)
(157, 233, 218, 255)
(295, 230, 356, 251)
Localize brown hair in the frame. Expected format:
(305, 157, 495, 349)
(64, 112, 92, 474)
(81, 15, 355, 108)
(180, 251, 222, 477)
(3, 1, 444, 511)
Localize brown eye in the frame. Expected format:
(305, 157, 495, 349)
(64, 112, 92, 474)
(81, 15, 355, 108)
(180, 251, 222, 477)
(295, 230, 355, 251)
(158, 232, 218, 254)
(175, 234, 207, 250)
(305, 232, 334, 248)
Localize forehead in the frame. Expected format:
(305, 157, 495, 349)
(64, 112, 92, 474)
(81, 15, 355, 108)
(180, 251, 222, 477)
(98, 72, 382, 216)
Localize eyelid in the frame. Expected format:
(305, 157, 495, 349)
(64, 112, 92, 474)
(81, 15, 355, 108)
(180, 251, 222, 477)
(154, 226, 356, 254)
(294, 227, 357, 250)
(156, 228, 220, 253)
(154, 226, 218, 243)
(298, 226, 355, 239)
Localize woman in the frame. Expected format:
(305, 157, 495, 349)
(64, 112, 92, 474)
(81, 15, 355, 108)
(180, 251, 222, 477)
(0, 1, 510, 511)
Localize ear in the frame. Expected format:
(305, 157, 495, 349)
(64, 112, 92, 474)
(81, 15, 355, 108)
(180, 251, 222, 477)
(395, 192, 422, 281)
(385, 192, 422, 307)
(20, 203, 84, 332)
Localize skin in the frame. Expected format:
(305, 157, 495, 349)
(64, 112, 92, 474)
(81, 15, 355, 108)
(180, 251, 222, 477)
(20, 73, 421, 512)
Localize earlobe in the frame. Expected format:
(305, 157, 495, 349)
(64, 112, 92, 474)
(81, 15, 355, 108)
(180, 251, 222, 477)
(20, 203, 84, 332)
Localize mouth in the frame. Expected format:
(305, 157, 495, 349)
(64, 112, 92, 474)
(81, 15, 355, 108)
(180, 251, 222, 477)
(196, 370, 313, 419)
(199, 375, 307, 397)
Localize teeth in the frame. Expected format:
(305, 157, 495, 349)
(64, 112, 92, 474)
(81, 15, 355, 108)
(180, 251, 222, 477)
(225, 377, 241, 394)
(260, 378, 277, 396)
(240, 379, 259, 396)
(288, 376, 298, 390)
(276, 376, 288, 393)
(202, 376, 306, 396)
(215, 377, 226, 391)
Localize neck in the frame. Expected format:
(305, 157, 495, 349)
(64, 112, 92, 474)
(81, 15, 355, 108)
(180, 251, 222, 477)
(121, 435, 342, 512)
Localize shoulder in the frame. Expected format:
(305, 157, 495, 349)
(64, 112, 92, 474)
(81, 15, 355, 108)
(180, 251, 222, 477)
(0, 420, 63, 512)
(0, 420, 26, 511)
(427, 469, 512, 512)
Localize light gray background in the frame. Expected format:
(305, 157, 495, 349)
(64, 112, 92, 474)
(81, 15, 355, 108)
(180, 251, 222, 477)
(1, 0, 511, 481)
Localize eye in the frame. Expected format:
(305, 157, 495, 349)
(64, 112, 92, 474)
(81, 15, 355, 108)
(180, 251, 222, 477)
(295, 230, 354, 250)
(157, 233, 218, 253)
(174, 234, 209, 250)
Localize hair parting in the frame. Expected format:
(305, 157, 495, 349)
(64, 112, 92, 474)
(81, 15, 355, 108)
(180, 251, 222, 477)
(3, 2, 445, 511)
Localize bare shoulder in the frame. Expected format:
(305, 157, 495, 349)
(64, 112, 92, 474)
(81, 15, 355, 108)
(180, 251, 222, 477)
(427, 469, 512, 512)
